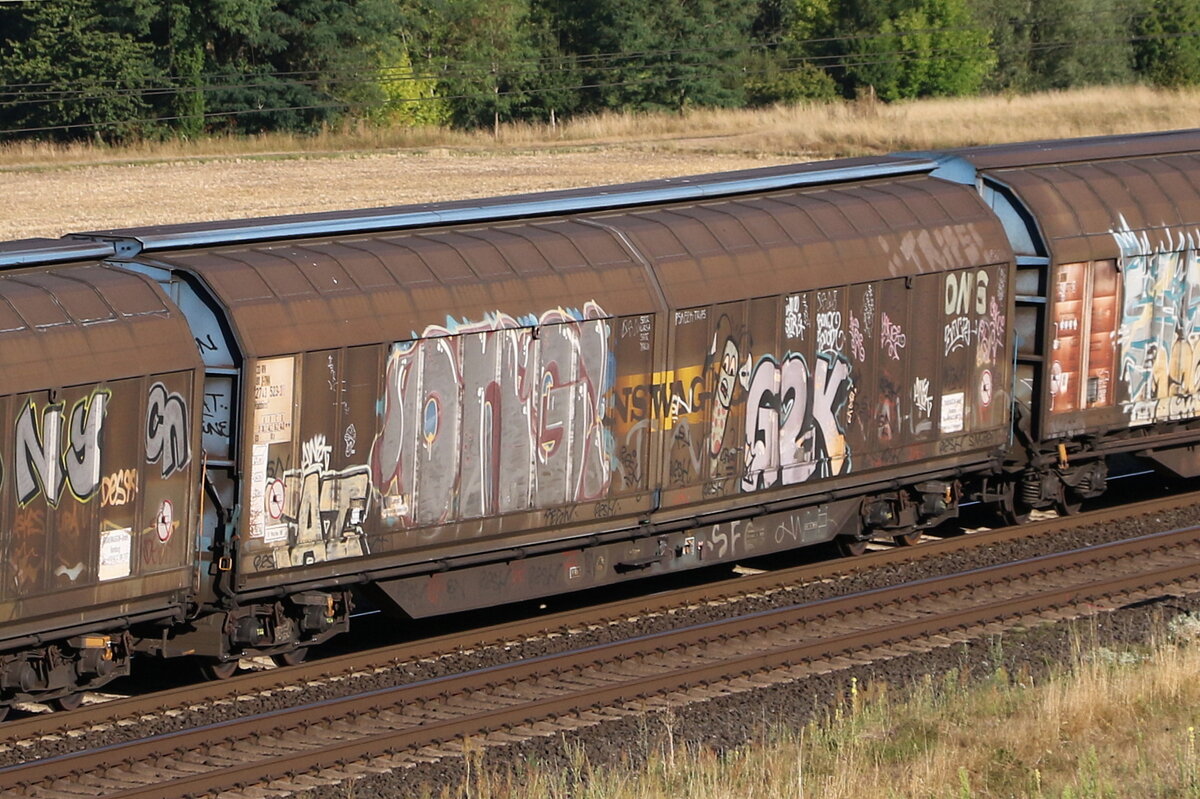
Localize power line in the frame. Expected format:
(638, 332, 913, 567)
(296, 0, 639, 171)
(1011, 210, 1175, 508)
(0, 9, 1172, 98)
(0, 24, 1195, 138)
(2, 25, 1189, 109)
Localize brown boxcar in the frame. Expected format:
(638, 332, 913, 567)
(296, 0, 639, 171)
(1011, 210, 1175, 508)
(0, 259, 202, 709)
(68, 156, 1014, 664)
(0, 129, 1192, 700)
(932, 129, 1200, 515)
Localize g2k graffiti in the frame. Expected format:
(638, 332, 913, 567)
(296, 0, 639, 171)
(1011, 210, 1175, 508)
(742, 352, 854, 491)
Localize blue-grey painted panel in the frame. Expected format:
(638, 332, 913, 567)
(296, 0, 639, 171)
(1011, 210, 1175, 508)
(980, 183, 1042, 257)
(0, 238, 114, 268)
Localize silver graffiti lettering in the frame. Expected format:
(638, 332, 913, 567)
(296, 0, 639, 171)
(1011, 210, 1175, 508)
(15, 400, 64, 506)
(742, 353, 852, 491)
(146, 382, 191, 478)
(370, 302, 612, 527)
(16, 388, 109, 506)
(64, 391, 107, 499)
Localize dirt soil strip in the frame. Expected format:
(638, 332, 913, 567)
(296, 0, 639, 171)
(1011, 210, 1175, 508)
(7, 525, 1200, 798)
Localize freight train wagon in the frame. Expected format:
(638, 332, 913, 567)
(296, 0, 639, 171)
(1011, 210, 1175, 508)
(928, 129, 1200, 518)
(0, 154, 1016, 706)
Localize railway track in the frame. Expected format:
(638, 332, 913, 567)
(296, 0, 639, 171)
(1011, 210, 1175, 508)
(6, 494, 1200, 797)
(0, 485, 1189, 752)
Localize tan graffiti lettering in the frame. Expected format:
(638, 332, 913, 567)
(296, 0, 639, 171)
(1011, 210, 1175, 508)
(100, 469, 138, 507)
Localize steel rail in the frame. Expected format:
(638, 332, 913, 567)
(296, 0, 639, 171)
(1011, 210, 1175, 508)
(3, 488, 1195, 746)
(6, 520, 1200, 796)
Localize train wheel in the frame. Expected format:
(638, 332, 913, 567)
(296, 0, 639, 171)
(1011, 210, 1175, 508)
(200, 658, 239, 680)
(1055, 487, 1083, 517)
(272, 648, 309, 668)
(52, 693, 83, 712)
(894, 529, 923, 547)
(836, 536, 870, 557)
(995, 480, 1032, 526)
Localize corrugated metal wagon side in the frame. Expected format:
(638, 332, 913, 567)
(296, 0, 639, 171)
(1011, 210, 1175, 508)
(65, 156, 1016, 664)
(933, 129, 1200, 515)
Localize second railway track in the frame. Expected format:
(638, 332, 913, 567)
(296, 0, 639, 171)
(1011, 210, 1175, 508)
(7, 492, 1200, 797)
(1, 484, 1195, 754)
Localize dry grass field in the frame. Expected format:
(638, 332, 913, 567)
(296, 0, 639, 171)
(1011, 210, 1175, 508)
(3, 85, 1199, 240)
(470, 621, 1200, 799)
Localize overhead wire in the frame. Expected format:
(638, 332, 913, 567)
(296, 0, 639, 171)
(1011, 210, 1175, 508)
(0, 20, 1195, 137)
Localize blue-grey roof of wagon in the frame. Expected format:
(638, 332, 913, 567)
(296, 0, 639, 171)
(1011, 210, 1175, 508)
(0, 238, 118, 269)
(68, 156, 935, 256)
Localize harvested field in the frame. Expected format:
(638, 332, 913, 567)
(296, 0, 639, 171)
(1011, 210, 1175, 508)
(3, 85, 1199, 240)
(0, 149, 792, 240)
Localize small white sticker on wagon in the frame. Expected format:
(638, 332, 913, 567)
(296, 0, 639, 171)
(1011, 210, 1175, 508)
(940, 391, 965, 434)
(265, 525, 289, 544)
(248, 443, 269, 539)
(98, 527, 132, 581)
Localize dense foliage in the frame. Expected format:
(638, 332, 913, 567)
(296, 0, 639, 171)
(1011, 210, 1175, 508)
(0, 0, 1196, 141)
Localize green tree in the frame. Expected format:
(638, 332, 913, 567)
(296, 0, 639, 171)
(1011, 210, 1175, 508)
(783, 0, 992, 100)
(0, 0, 419, 139)
(742, 54, 840, 105)
(852, 0, 992, 100)
(970, 0, 1035, 92)
(548, 0, 755, 114)
(1135, 0, 1200, 87)
(0, 0, 160, 141)
(190, 0, 408, 133)
(1025, 0, 1137, 89)
(428, 0, 551, 130)
(745, 0, 841, 105)
(364, 46, 451, 128)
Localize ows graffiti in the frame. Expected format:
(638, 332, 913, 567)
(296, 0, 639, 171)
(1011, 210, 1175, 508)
(1111, 219, 1200, 425)
(369, 302, 613, 527)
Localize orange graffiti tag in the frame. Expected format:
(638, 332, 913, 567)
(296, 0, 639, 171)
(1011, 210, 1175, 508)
(100, 469, 138, 507)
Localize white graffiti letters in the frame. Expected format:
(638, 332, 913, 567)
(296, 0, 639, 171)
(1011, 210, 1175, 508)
(944, 315, 972, 355)
(944, 269, 988, 316)
(816, 311, 844, 353)
(742, 353, 852, 491)
(913, 377, 933, 416)
(15, 389, 108, 506)
(15, 400, 64, 505)
(784, 294, 807, 340)
(880, 311, 906, 360)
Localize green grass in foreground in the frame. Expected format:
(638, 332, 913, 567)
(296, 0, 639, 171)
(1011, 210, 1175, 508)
(442, 614, 1200, 799)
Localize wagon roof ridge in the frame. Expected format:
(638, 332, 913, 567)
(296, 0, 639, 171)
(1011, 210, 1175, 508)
(64, 156, 935, 258)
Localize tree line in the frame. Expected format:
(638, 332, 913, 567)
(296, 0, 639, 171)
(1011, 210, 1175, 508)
(1, 0, 1198, 141)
